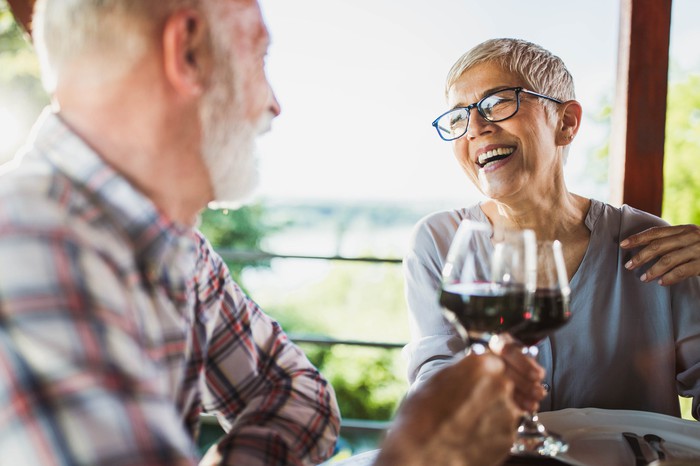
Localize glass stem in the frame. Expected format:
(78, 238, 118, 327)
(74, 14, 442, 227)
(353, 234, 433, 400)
(517, 412, 545, 435)
(469, 341, 489, 355)
(466, 333, 494, 355)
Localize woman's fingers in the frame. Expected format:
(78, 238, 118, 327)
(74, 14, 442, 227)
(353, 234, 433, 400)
(494, 340, 546, 411)
(621, 224, 700, 285)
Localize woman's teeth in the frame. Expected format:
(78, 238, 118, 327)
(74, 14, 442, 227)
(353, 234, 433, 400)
(477, 147, 515, 167)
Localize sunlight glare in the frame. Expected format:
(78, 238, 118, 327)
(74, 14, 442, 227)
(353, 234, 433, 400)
(0, 106, 22, 156)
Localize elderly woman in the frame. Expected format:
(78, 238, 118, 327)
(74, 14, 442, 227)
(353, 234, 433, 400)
(404, 38, 700, 419)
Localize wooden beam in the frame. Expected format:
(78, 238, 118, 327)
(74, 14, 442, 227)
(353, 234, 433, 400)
(7, 0, 35, 37)
(609, 0, 672, 216)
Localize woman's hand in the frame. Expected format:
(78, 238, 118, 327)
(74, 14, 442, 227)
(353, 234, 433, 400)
(491, 335, 547, 413)
(621, 224, 700, 286)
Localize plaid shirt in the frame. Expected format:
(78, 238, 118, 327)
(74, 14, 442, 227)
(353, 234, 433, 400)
(0, 110, 340, 466)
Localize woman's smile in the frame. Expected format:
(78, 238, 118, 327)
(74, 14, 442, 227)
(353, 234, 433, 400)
(475, 145, 516, 168)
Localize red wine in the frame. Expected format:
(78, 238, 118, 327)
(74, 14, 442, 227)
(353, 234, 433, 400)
(511, 288, 571, 346)
(440, 282, 527, 335)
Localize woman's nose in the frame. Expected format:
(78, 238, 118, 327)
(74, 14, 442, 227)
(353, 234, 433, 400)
(466, 111, 494, 139)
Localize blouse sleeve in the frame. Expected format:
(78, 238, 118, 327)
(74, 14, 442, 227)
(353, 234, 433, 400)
(671, 276, 700, 419)
(402, 213, 466, 391)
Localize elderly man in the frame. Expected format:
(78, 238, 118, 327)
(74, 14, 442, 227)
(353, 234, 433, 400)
(0, 1, 534, 465)
(0, 1, 337, 465)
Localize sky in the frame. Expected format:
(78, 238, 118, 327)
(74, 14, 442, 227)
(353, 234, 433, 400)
(253, 0, 700, 206)
(1, 1, 699, 208)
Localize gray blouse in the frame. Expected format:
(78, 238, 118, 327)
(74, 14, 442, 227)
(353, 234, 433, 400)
(403, 199, 700, 418)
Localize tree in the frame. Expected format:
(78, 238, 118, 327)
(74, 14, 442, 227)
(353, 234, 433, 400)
(662, 73, 700, 225)
(0, 0, 47, 162)
(198, 206, 275, 285)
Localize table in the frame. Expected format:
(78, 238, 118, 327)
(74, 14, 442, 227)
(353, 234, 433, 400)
(325, 449, 570, 465)
(325, 408, 700, 466)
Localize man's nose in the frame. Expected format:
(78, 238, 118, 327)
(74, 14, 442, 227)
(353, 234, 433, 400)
(269, 85, 281, 118)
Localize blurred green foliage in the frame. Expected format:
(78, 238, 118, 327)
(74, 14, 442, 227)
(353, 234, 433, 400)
(320, 347, 404, 420)
(586, 100, 613, 186)
(662, 74, 700, 225)
(251, 259, 409, 420)
(0, 0, 47, 163)
(0, 1, 30, 57)
(198, 206, 276, 285)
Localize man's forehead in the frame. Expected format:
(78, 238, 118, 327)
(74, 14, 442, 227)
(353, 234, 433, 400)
(214, 0, 263, 18)
(210, 0, 269, 47)
(209, 0, 258, 7)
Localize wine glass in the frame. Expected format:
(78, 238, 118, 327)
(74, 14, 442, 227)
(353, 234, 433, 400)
(510, 240, 572, 457)
(439, 220, 536, 355)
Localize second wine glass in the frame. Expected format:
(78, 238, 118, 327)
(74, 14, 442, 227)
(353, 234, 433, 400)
(510, 240, 572, 457)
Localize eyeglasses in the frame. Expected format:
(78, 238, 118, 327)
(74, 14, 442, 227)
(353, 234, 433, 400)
(431, 87, 563, 142)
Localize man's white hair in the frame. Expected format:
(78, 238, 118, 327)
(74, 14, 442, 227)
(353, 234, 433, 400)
(32, 0, 266, 208)
(33, 0, 196, 92)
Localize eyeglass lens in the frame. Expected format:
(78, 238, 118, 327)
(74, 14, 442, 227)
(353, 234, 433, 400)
(435, 88, 520, 140)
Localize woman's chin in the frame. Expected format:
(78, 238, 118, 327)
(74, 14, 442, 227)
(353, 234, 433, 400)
(479, 183, 519, 201)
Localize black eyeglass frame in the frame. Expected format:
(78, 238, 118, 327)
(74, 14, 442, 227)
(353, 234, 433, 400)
(431, 87, 564, 142)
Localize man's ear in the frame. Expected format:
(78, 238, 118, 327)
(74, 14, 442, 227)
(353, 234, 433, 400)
(556, 100, 582, 146)
(162, 9, 212, 97)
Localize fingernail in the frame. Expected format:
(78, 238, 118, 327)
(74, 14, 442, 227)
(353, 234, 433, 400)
(658, 278, 664, 286)
(625, 260, 633, 269)
(640, 273, 647, 282)
(620, 239, 630, 247)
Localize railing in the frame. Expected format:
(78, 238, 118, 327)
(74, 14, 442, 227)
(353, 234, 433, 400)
(288, 335, 405, 350)
(216, 249, 403, 265)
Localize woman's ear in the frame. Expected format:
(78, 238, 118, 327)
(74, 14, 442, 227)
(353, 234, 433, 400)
(556, 100, 583, 146)
(162, 8, 212, 97)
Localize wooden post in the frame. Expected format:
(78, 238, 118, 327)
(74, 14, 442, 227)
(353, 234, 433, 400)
(609, 0, 672, 216)
(6, 0, 35, 37)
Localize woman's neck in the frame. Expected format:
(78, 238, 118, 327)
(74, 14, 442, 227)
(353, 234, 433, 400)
(481, 188, 591, 242)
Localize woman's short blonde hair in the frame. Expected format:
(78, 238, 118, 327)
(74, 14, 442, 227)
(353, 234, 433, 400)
(445, 38, 575, 102)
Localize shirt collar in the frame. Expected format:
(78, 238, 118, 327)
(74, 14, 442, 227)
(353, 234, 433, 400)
(30, 108, 198, 298)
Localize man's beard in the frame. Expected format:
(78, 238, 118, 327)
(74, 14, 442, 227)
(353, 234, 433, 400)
(198, 56, 271, 210)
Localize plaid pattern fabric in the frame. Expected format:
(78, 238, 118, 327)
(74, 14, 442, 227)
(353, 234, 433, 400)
(0, 110, 340, 466)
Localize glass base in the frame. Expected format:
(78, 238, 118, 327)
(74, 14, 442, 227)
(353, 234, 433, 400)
(510, 413, 569, 457)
